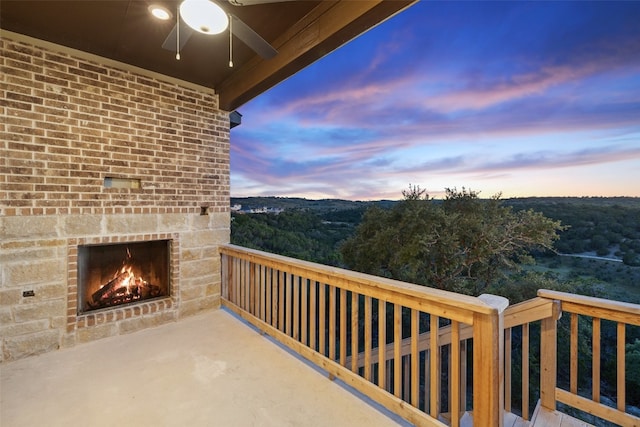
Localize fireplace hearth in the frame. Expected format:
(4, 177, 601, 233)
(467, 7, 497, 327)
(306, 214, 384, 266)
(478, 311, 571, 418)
(77, 240, 170, 314)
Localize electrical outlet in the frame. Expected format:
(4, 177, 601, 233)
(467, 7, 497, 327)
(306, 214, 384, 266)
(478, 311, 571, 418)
(23, 290, 35, 297)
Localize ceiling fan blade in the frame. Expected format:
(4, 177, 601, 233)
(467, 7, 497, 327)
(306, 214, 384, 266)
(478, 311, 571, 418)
(228, 0, 298, 6)
(230, 14, 278, 59)
(161, 21, 194, 52)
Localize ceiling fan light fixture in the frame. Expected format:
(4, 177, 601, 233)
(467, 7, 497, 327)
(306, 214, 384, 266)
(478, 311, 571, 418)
(148, 5, 172, 21)
(179, 0, 229, 35)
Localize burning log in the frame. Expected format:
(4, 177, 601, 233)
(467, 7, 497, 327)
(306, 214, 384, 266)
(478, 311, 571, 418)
(88, 270, 163, 309)
(91, 271, 133, 306)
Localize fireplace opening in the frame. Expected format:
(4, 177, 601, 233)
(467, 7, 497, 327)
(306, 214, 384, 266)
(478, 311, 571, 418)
(77, 240, 170, 314)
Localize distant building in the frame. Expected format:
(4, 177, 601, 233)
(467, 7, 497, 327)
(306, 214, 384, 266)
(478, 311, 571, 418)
(248, 207, 283, 214)
(229, 204, 283, 214)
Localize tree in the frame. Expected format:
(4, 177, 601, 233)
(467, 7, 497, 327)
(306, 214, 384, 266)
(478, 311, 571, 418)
(340, 186, 565, 295)
(626, 340, 640, 404)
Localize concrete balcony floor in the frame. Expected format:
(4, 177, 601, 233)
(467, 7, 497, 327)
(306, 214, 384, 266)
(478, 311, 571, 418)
(1, 310, 406, 427)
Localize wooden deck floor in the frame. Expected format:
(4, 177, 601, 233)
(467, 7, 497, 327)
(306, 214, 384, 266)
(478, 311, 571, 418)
(454, 403, 595, 427)
(529, 404, 595, 427)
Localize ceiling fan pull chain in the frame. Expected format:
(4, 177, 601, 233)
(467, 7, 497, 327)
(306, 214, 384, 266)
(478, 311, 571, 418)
(229, 14, 234, 67)
(176, 4, 181, 60)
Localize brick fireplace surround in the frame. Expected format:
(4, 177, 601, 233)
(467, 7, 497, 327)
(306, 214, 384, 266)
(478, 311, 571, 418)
(1, 33, 230, 362)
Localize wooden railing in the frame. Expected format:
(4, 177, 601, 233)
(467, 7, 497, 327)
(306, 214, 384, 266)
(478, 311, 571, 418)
(219, 245, 640, 426)
(501, 290, 640, 426)
(537, 290, 640, 427)
(220, 244, 508, 427)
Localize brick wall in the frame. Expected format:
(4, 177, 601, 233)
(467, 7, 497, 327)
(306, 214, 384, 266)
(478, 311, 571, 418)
(1, 34, 231, 362)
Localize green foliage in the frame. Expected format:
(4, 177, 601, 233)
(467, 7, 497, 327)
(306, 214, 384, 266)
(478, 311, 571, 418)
(627, 340, 640, 403)
(341, 187, 565, 295)
(231, 210, 354, 266)
(486, 270, 599, 304)
(623, 251, 640, 266)
(507, 198, 640, 265)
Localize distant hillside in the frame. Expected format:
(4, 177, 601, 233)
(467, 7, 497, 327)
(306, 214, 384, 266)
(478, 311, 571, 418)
(505, 196, 640, 209)
(231, 196, 396, 212)
(233, 196, 640, 211)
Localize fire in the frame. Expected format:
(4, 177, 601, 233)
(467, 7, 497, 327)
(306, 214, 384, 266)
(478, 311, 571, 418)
(88, 247, 159, 310)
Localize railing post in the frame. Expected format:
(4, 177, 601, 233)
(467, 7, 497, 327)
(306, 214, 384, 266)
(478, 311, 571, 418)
(540, 299, 560, 411)
(474, 295, 509, 427)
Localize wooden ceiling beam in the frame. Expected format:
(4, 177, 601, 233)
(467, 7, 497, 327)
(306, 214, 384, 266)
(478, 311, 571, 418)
(217, 0, 417, 111)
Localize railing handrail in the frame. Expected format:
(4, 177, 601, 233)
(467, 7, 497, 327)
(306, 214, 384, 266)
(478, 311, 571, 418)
(503, 296, 561, 328)
(538, 289, 640, 325)
(221, 244, 498, 320)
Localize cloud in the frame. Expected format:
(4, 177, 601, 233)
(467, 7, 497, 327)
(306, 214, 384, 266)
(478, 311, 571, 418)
(469, 145, 640, 173)
(230, 2, 640, 199)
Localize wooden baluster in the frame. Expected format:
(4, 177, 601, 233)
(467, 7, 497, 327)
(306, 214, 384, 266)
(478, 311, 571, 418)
(285, 273, 292, 336)
(430, 314, 440, 419)
(251, 261, 256, 313)
(301, 278, 308, 345)
(309, 280, 316, 348)
(231, 256, 237, 304)
(293, 276, 301, 341)
(505, 328, 512, 413)
(378, 299, 386, 390)
(246, 260, 250, 311)
(364, 296, 372, 381)
(451, 320, 461, 427)
(448, 340, 452, 417)
(522, 323, 530, 420)
(411, 309, 419, 407)
(251, 262, 257, 316)
(617, 322, 626, 411)
(278, 270, 285, 332)
(255, 265, 261, 319)
(329, 285, 336, 361)
(460, 340, 467, 413)
(226, 254, 230, 300)
(570, 313, 578, 395)
(319, 283, 326, 356)
(340, 288, 347, 366)
(258, 265, 268, 322)
(238, 259, 243, 309)
(424, 346, 431, 412)
(592, 317, 601, 403)
(351, 292, 360, 373)
(394, 303, 401, 397)
(307, 280, 318, 350)
(242, 259, 248, 310)
(266, 267, 272, 325)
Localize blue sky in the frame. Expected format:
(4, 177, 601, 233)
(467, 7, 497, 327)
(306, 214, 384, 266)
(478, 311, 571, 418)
(230, 1, 640, 200)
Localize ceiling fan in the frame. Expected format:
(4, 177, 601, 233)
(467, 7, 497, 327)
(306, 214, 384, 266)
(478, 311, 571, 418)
(161, 0, 295, 61)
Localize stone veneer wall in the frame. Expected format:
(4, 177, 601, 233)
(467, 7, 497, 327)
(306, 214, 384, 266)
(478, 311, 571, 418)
(1, 33, 230, 362)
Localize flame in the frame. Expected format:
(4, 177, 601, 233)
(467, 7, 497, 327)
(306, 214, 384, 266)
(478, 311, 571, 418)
(98, 248, 150, 301)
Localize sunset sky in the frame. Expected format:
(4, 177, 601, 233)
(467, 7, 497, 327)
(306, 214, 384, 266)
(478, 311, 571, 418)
(230, 1, 640, 200)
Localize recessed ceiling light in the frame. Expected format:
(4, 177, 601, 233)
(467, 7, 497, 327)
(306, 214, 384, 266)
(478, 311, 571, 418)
(149, 5, 172, 21)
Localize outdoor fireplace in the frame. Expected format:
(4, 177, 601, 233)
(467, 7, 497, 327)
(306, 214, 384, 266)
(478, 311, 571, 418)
(77, 240, 171, 314)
